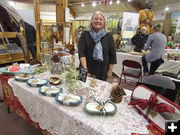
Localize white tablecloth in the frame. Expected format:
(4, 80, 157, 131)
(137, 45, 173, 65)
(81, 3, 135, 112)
(8, 71, 149, 135)
(114, 52, 180, 77)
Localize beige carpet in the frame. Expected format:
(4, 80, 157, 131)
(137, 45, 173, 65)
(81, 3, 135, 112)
(0, 102, 43, 135)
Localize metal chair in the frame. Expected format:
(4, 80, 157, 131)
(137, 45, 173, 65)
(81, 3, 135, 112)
(119, 60, 142, 85)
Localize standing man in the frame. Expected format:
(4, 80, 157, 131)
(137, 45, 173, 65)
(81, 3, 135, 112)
(24, 22, 37, 59)
(18, 20, 36, 59)
(131, 26, 148, 52)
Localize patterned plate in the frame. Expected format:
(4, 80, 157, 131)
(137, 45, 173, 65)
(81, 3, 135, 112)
(84, 101, 117, 116)
(26, 79, 48, 87)
(55, 93, 83, 106)
(39, 86, 63, 97)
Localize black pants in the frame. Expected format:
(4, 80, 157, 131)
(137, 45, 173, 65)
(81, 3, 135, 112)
(28, 42, 36, 59)
(142, 56, 164, 75)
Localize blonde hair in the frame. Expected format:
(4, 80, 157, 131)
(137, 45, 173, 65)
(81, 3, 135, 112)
(89, 11, 106, 30)
(152, 23, 162, 32)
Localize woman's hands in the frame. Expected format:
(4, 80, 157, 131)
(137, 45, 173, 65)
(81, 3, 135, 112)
(107, 70, 112, 79)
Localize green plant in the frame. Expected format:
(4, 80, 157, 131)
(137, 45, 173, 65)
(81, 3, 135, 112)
(64, 63, 79, 93)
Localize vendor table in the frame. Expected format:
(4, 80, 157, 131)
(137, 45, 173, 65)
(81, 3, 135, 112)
(114, 52, 180, 77)
(0, 72, 163, 135)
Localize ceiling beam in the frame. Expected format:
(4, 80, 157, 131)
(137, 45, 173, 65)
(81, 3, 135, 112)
(69, 5, 76, 19)
(122, 0, 144, 11)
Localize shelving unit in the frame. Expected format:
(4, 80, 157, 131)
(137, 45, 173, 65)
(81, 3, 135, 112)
(0, 32, 25, 64)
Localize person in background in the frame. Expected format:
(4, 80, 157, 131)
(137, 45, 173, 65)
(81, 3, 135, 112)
(142, 23, 167, 75)
(78, 11, 117, 81)
(166, 35, 174, 49)
(131, 26, 149, 52)
(18, 20, 37, 59)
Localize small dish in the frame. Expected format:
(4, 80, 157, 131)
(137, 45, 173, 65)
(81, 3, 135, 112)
(26, 79, 48, 87)
(84, 101, 117, 116)
(14, 74, 34, 82)
(39, 86, 63, 97)
(55, 93, 83, 106)
(49, 77, 62, 85)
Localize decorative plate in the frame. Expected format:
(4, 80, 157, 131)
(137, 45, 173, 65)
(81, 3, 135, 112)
(49, 77, 62, 85)
(39, 86, 63, 97)
(26, 79, 48, 87)
(84, 101, 117, 116)
(14, 74, 34, 82)
(0, 67, 35, 75)
(55, 93, 83, 106)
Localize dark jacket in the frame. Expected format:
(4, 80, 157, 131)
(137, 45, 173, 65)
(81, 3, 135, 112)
(131, 32, 148, 52)
(24, 22, 36, 44)
(78, 31, 117, 81)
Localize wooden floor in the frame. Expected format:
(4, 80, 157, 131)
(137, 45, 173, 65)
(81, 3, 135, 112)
(0, 76, 136, 135)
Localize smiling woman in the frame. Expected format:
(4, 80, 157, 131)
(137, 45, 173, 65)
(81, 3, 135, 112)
(78, 11, 117, 81)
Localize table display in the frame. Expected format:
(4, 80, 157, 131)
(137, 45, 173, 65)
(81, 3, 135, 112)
(5, 71, 152, 135)
(0, 61, 167, 135)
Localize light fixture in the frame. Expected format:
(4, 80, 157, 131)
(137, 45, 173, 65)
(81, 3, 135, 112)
(81, 3, 84, 7)
(110, 1, 112, 5)
(99, 1, 101, 5)
(117, 0, 120, 4)
(92, 2, 96, 7)
(165, 7, 169, 11)
(128, 0, 132, 2)
(9, 1, 15, 6)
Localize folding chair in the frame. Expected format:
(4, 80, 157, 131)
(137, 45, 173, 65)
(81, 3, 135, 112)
(119, 60, 142, 85)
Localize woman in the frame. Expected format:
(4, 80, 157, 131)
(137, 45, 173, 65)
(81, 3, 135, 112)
(166, 35, 174, 49)
(78, 11, 117, 81)
(142, 23, 167, 75)
(131, 26, 149, 52)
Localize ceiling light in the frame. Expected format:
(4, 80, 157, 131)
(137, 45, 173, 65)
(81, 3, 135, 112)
(9, 1, 15, 6)
(99, 2, 101, 5)
(110, 1, 112, 5)
(117, 0, 120, 4)
(81, 3, 84, 7)
(128, 0, 132, 2)
(165, 7, 169, 11)
(92, 2, 96, 7)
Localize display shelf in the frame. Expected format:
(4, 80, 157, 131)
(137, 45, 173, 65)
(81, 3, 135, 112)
(0, 52, 24, 64)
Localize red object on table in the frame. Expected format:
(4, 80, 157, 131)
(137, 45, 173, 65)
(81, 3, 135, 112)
(0, 74, 50, 135)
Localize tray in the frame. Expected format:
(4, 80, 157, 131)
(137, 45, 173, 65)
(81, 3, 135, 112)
(0, 67, 35, 75)
(55, 93, 83, 106)
(26, 79, 48, 87)
(39, 86, 63, 97)
(84, 101, 117, 116)
(14, 74, 34, 82)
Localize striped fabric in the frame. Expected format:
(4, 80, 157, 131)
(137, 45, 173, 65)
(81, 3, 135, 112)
(105, 0, 111, 6)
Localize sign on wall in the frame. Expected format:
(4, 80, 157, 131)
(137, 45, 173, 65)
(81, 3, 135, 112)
(121, 12, 139, 45)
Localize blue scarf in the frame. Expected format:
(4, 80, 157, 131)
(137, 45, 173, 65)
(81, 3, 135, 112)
(89, 28, 106, 62)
